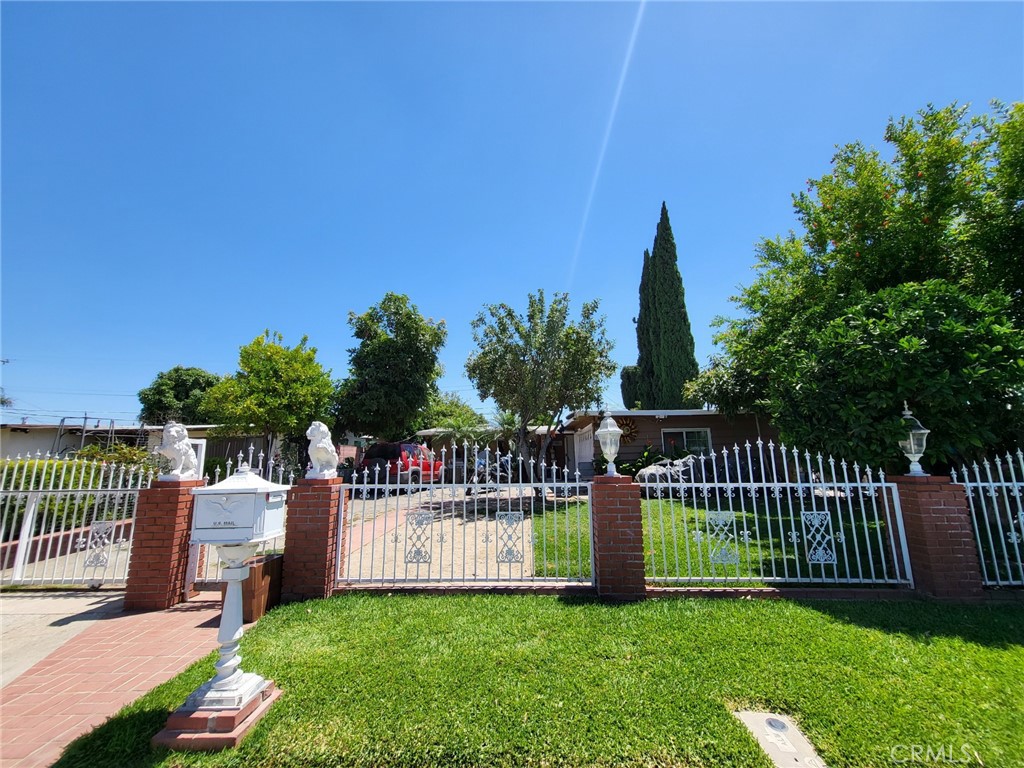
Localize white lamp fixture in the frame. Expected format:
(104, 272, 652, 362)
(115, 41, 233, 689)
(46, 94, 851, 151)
(898, 402, 930, 477)
(595, 414, 623, 476)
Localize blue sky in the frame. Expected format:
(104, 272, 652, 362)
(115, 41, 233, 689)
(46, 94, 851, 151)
(2, 1, 1022, 429)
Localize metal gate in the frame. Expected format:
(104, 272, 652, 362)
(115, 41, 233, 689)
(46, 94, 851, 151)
(953, 452, 1024, 587)
(338, 447, 593, 587)
(0, 456, 153, 587)
(640, 442, 914, 586)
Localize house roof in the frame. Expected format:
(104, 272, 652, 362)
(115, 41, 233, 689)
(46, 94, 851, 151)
(1, 423, 146, 435)
(415, 425, 553, 438)
(565, 408, 718, 421)
(560, 409, 722, 433)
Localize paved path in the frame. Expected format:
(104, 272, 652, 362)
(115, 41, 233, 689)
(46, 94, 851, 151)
(0, 592, 222, 768)
(1, 591, 126, 689)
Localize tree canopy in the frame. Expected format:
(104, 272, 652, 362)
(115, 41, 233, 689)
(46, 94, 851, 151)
(415, 391, 488, 444)
(334, 293, 447, 442)
(621, 203, 700, 409)
(465, 290, 616, 462)
(687, 102, 1024, 468)
(201, 331, 335, 453)
(137, 365, 220, 425)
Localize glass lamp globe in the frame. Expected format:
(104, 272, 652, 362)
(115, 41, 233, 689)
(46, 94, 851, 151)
(595, 415, 623, 476)
(898, 402, 930, 476)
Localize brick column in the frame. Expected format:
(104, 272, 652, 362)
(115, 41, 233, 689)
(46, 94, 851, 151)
(281, 477, 344, 603)
(893, 475, 985, 602)
(591, 475, 646, 602)
(124, 479, 204, 611)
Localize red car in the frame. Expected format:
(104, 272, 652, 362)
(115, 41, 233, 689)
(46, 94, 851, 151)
(358, 442, 443, 483)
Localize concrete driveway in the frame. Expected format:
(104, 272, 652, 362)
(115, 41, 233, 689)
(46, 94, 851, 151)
(0, 589, 126, 688)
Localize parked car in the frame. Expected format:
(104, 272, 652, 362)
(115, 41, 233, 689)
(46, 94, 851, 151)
(358, 442, 444, 484)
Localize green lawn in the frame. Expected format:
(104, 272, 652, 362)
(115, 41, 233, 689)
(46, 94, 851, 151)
(56, 594, 1023, 768)
(532, 501, 591, 579)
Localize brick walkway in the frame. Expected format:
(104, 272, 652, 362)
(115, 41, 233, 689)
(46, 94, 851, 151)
(0, 597, 222, 768)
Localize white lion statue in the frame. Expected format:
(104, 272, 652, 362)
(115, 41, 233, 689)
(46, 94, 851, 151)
(306, 421, 338, 480)
(155, 422, 198, 480)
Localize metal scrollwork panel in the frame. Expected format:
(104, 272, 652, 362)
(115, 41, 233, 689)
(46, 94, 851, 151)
(802, 511, 837, 565)
(705, 510, 739, 565)
(496, 512, 524, 564)
(405, 511, 434, 564)
(84, 521, 115, 568)
(1007, 514, 1022, 545)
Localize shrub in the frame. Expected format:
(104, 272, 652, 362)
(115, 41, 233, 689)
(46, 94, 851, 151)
(75, 443, 155, 467)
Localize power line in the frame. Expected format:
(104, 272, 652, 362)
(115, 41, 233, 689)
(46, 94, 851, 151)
(8, 389, 138, 398)
(2, 408, 142, 421)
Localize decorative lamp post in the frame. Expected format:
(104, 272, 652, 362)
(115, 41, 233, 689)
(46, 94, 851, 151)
(595, 414, 623, 476)
(898, 402, 930, 477)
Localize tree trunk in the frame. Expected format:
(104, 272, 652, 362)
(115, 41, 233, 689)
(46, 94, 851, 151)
(266, 431, 277, 479)
(516, 427, 531, 482)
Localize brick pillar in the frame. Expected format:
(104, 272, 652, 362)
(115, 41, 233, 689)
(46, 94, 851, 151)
(281, 477, 344, 603)
(124, 479, 204, 612)
(893, 475, 985, 602)
(591, 475, 646, 602)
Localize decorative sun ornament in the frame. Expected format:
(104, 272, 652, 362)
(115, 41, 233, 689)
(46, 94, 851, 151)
(618, 417, 638, 445)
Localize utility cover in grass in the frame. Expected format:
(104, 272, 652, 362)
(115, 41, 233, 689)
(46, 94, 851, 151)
(735, 711, 828, 768)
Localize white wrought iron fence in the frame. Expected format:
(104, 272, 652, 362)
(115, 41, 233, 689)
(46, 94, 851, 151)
(952, 451, 1024, 587)
(0, 454, 154, 586)
(639, 441, 913, 586)
(339, 445, 592, 586)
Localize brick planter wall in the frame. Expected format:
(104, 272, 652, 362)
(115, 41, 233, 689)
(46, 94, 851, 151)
(280, 477, 344, 603)
(893, 475, 985, 602)
(590, 475, 646, 602)
(124, 479, 203, 612)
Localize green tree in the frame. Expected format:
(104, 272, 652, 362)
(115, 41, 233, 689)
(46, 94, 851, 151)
(491, 409, 519, 447)
(137, 366, 220, 425)
(335, 293, 447, 441)
(687, 102, 1024, 467)
(417, 391, 489, 445)
(466, 290, 616, 464)
(202, 331, 335, 455)
(621, 203, 700, 409)
(417, 391, 485, 430)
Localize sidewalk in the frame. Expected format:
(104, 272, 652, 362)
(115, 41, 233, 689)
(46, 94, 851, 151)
(0, 592, 223, 768)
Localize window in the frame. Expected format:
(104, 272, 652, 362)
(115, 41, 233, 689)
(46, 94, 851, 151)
(661, 428, 712, 456)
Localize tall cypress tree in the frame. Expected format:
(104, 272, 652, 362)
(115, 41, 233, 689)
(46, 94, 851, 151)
(620, 249, 654, 408)
(620, 203, 700, 409)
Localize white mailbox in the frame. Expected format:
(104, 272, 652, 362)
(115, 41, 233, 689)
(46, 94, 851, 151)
(191, 465, 290, 545)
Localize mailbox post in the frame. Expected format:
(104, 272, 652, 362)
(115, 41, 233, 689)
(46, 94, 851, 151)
(153, 463, 289, 750)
